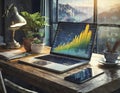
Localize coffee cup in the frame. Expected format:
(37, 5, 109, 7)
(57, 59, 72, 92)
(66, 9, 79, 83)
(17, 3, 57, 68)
(104, 52, 119, 63)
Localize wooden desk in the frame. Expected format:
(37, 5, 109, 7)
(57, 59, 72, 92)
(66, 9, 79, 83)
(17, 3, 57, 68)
(0, 47, 120, 93)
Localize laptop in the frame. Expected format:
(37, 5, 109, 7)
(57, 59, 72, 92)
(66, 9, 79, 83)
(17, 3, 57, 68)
(19, 22, 97, 73)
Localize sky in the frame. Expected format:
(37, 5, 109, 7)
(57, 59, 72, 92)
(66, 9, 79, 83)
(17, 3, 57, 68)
(97, 0, 120, 12)
(59, 0, 120, 8)
(59, 0, 93, 7)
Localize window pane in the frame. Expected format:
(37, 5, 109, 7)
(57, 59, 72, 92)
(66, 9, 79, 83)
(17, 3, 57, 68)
(52, 0, 57, 22)
(58, 0, 94, 22)
(97, 26, 120, 53)
(97, 0, 120, 24)
(50, 24, 58, 42)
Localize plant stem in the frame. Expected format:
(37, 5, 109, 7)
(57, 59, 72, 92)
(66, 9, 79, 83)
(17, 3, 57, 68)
(112, 40, 120, 53)
(106, 41, 112, 52)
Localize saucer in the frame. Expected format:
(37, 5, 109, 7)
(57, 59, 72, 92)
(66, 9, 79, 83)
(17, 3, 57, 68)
(99, 60, 120, 66)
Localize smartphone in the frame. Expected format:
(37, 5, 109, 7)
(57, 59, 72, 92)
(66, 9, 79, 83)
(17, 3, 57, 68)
(64, 67, 104, 84)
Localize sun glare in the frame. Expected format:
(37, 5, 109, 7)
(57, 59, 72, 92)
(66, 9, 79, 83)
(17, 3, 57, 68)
(97, 0, 120, 13)
(98, 0, 120, 10)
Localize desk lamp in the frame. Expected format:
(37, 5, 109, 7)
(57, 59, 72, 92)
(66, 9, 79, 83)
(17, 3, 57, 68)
(7, 5, 27, 48)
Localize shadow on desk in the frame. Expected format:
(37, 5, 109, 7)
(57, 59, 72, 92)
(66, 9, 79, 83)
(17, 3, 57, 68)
(112, 89, 120, 93)
(3, 74, 48, 93)
(0, 72, 46, 93)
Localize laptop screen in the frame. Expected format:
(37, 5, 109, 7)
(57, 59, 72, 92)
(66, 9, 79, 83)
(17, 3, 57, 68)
(51, 22, 96, 59)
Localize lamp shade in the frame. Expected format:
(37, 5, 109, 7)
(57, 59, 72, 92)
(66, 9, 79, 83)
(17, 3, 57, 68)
(10, 6, 27, 28)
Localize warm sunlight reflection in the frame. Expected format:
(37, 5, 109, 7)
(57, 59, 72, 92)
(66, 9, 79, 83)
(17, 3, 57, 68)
(98, 0, 120, 12)
(97, 0, 120, 24)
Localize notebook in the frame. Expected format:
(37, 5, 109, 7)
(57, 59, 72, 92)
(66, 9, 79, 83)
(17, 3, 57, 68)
(19, 22, 97, 73)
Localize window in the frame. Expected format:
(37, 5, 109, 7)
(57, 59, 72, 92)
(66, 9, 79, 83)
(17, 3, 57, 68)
(58, 0, 94, 22)
(97, 0, 120, 25)
(50, 0, 95, 42)
(97, 0, 120, 53)
(97, 26, 120, 53)
(50, 0, 120, 53)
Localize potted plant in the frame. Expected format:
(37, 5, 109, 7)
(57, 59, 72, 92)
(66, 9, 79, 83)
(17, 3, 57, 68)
(30, 38, 45, 53)
(20, 11, 48, 52)
(104, 40, 120, 63)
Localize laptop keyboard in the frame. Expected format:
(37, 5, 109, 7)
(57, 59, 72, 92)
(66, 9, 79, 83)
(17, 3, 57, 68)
(36, 55, 81, 66)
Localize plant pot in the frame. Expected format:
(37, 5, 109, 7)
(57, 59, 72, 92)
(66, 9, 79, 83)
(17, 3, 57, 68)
(104, 52, 119, 63)
(31, 43, 44, 54)
(23, 38, 33, 52)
